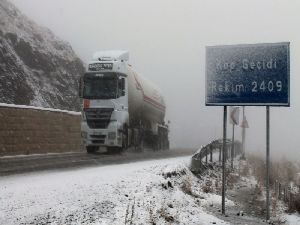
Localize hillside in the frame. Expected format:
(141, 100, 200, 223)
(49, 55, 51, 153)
(0, 0, 84, 111)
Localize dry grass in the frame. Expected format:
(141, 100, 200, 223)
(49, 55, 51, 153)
(247, 153, 300, 213)
(158, 206, 175, 224)
(248, 154, 299, 187)
(227, 173, 239, 189)
(181, 176, 193, 196)
(288, 193, 300, 213)
(202, 180, 213, 193)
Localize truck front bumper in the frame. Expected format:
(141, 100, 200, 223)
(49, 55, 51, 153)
(81, 122, 122, 147)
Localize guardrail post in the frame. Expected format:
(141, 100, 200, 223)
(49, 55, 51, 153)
(288, 189, 291, 209)
(210, 145, 213, 162)
(284, 187, 287, 202)
(219, 147, 221, 162)
(205, 147, 208, 164)
(275, 180, 278, 199)
(227, 146, 230, 161)
(278, 183, 282, 200)
(198, 151, 202, 170)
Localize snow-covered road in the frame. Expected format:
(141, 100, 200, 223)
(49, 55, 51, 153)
(0, 148, 196, 175)
(0, 156, 230, 225)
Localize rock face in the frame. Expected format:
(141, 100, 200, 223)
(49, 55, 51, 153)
(0, 0, 85, 111)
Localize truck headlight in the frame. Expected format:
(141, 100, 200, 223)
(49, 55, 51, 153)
(108, 132, 116, 140)
(81, 132, 87, 138)
(82, 112, 87, 121)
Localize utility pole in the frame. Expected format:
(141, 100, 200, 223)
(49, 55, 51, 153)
(266, 106, 270, 220)
(241, 106, 246, 159)
(222, 106, 227, 215)
(231, 123, 235, 170)
(229, 106, 239, 170)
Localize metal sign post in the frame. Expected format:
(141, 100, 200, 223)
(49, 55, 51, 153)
(240, 107, 249, 160)
(222, 106, 227, 215)
(229, 107, 240, 169)
(231, 123, 235, 169)
(241, 107, 246, 159)
(205, 42, 290, 219)
(266, 106, 270, 220)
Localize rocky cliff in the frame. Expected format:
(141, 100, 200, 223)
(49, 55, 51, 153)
(0, 0, 84, 111)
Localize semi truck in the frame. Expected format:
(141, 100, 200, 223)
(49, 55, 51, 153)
(79, 50, 169, 153)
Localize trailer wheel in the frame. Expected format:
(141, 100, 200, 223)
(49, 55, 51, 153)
(86, 146, 98, 154)
(122, 134, 127, 149)
(122, 125, 129, 149)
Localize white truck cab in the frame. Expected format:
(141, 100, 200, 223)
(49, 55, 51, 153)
(79, 51, 130, 153)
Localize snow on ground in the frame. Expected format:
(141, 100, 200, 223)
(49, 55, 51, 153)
(0, 156, 230, 225)
(285, 213, 300, 225)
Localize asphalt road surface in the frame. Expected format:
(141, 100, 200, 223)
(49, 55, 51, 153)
(0, 148, 196, 176)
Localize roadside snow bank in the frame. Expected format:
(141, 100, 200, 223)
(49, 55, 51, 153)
(0, 156, 230, 225)
(285, 213, 300, 225)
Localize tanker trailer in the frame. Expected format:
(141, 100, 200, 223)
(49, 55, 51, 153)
(79, 50, 169, 153)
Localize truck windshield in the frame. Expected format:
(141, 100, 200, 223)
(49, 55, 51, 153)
(83, 73, 118, 99)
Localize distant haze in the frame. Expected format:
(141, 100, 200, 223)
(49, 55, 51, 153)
(10, 0, 300, 159)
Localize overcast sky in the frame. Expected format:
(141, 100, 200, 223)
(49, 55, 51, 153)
(10, 0, 300, 159)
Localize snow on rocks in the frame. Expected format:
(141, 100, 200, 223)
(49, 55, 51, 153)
(0, 156, 230, 225)
(0, 0, 84, 110)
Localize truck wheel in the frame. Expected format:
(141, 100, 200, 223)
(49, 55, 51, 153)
(139, 139, 144, 151)
(122, 132, 128, 150)
(86, 146, 98, 154)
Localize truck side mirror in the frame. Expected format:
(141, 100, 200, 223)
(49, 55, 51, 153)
(121, 78, 125, 96)
(119, 78, 125, 96)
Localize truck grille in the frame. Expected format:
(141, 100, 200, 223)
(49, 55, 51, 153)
(85, 108, 113, 129)
(90, 134, 106, 139)
(91, 140, 105, 144)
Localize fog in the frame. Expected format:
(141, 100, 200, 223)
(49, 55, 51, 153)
(11, 0, 300, 159)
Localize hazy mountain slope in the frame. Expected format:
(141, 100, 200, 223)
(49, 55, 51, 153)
(0, 0, 84, 111)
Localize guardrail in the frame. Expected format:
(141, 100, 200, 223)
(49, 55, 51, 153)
(190, 139, 242, 173)
(190, 139, 300, 212)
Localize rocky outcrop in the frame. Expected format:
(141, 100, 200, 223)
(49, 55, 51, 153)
(0, 0, 85, 111)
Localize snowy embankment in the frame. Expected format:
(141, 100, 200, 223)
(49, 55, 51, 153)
(285, 213, 300, 225)
(0, 156, 231, 225)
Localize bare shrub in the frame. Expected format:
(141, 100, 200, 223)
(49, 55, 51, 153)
(227, 173, 239, 189)
(268, 159, 297, 187)
(181, 176, 193, 196)
(125, 198, 135, 225)
(247, 155, 265, 184)
(247, 153, 300, 214)
(214, 179, 222, 194)
(271, 195, 278, 216)
(147, 200, 157, 225)
(241, 164, 250, 176)
(148, 206, 155, 225)
(202, 180, 213, 193)
(158, 206, 175, 223)
(294, 195, 300, 213)
(288, 193, 300, 213)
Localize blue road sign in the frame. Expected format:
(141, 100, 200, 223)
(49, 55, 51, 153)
(205, 42, 290, 106)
